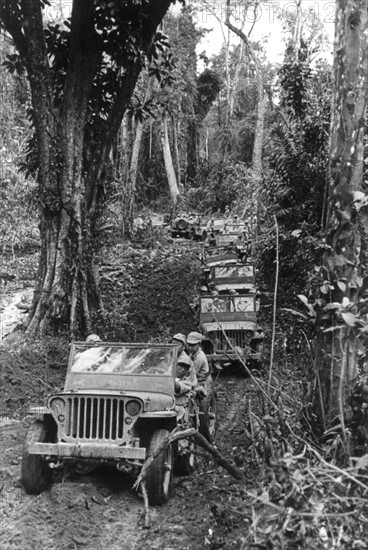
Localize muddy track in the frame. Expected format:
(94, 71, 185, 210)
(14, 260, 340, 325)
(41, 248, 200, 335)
(0, 374, 252, 550)
(0, 235, 257, 549)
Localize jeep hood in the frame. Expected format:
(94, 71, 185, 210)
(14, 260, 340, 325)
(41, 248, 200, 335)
(50, 390, 175, 413)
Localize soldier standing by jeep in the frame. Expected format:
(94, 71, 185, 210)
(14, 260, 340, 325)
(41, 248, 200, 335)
(172, 333, 193, 366)
(187, 332, 217, 443)
(174, 354, 198, 422)
(186, 332, 211, 397)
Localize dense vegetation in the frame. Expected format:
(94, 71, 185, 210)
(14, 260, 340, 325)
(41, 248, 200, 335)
(0, 1, 367, 548)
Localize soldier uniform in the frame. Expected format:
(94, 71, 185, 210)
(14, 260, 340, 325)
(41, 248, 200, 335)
(175, 354, 197, 422)
(186, 331, 212, 397)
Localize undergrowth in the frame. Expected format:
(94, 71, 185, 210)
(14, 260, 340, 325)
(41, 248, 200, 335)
(0, 226, 367, 549)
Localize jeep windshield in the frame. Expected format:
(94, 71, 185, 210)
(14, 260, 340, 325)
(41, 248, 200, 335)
(217, 235, 237, 246)
(199, 295, 257, 333)
(200, 295, 255, 314)
(70, 344, 175, 375)
(214, 265, 254, 278)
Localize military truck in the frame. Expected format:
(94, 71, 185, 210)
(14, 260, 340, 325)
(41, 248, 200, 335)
(21, 342, 216, 505)
(199, 294, 264, 372)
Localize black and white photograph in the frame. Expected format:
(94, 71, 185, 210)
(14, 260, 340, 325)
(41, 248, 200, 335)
(0, 1, 367, 548)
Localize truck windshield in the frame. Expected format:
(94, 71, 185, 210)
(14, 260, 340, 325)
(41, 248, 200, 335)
(70, 345, 175, 375)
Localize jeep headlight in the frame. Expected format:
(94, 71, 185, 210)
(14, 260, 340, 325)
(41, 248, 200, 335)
(125, 400, 141, 416)
(49, 397, 66, 422)
(245, 330, 255, 339)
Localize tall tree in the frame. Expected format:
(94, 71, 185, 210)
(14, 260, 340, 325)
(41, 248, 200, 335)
(225, 0, 266, 216)
(0, 0, 176, 336)
(314, 0, 368, 439)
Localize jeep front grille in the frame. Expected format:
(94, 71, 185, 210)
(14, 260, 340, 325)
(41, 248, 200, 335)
(215, 330, 249, 352)
(65, 397, 125, 441)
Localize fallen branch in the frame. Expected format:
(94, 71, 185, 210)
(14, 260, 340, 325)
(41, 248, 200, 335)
(141, 482, 151, 529)
(134, 427, 244, 493)
(133, 425, 244, 529)
(192, 431, 244, 480)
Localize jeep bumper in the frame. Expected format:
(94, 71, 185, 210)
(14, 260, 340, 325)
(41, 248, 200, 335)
(206, 352, 261, 363)
(28, 442, 146, 460)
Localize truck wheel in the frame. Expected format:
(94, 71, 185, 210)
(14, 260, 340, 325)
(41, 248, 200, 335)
(21, 421, 53, 494)
(199, 393, 218, 443)
(145, 429, 173, 505)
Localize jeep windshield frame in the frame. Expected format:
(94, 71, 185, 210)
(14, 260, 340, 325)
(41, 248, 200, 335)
(212, 264, 255, 289)
(199, 294, 257, 323)
(64, 343, 177, 394)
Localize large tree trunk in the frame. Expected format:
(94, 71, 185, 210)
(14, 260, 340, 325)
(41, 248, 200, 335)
(25, 0, 100, 337)
(2, 0, 174, 336)
(252, 79, 266, 183)
(123, 117, 144, 235)
(186, 114, 198, 184)
(161, 111, 180, 205)
(171, 113, 181, 186)
(314, 0, 368, 437)
(122, 76, 155, 236)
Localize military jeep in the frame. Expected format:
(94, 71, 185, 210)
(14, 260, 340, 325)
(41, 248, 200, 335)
(199, 295, 264, 372)
(211, 264, 258, 294)
(21, 342, 213, 505)
(171, 214, 208, 241)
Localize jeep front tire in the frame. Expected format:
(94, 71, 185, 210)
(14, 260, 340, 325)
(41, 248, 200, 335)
(21, 421, 53, 494)
(145, 429, 173, 505)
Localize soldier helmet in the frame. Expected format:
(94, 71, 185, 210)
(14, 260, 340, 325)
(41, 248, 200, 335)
(177, 355, 192, 367)
(86, 334, 101, 343)
(172, 333, 186, 345)
(187, 331, 203, 344)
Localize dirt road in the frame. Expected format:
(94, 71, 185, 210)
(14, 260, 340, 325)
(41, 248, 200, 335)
(0, 234, 259, 549)
(0, 374, 253, 550)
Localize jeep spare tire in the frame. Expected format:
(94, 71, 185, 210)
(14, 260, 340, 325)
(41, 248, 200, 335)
(145, 429, 173, 505)
(176, 218, 188, 231)
(21, 421, 53, 494)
